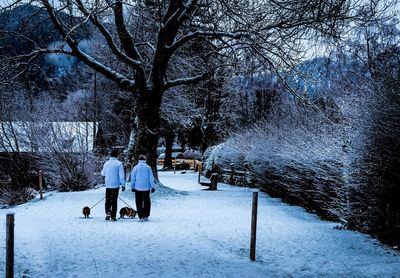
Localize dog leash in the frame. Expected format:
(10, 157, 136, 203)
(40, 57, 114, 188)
(118, 197, 134, 209)
(90, 196, 106, 209)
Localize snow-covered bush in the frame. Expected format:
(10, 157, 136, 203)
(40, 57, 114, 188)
(58, 154, 97, 192)
(38, 153, 101, 192)
(204, 83, 368, 223)
(0, 186, 37, 207)
(205, 50, 400, 245)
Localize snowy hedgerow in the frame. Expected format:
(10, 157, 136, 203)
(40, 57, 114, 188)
(0, 186, 38, 207)
(203, 85, 369, 221)
(205, 52, 400, 245)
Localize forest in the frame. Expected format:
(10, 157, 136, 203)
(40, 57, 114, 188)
(0, 0, 399, 249)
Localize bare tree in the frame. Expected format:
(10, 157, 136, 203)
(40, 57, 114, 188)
(1, 0, 389, 175)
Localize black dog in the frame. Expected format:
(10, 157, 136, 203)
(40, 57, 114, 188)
(82, 206, 91, 218)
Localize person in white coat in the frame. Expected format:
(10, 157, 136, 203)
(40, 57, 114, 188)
(130, 155, 155, 221)
(101, 149, 125, 221)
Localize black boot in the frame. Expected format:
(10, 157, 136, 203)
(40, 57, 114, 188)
(105, 212, 111, 221)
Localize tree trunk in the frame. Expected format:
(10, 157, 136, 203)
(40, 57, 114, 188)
(133, 92, 161, 180)
(163, 127, 174, 169)
(127, 129, 136, 154)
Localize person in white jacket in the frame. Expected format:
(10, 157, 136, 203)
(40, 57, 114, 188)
(130, 155, 155, 221)
(101, 149, 125, 221)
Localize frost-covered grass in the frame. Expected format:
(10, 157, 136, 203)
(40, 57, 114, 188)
(0, 171, 399, 277)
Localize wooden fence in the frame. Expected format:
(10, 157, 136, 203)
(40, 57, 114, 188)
(219, 163, 252, 186)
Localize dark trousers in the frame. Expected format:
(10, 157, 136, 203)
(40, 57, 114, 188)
(105, 188, 119, 219)
(135, 190, 151, 219)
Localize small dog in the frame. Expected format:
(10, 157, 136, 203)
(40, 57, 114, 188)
(82, 206, 91, 218)
(119, 207, 137, 219)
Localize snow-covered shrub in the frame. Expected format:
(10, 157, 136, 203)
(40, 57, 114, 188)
(0, 186, 37, 207)
(205, 60, 400, 245)
(345, 47, 400, 245)
(203, 142, 246, 171)
(39, 153, 101, 192)
(204, 90, 367, 221)
(58, 154, 98, 192)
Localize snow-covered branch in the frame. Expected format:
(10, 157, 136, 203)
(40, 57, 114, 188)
(163, 73, 210, 89)
(113, 0, 143, 63)
(74, 0, 143, 70)
(41, 0, 136, 91)
(167, 30, 251, 54)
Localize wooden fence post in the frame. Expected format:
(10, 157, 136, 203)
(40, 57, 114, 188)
(229, 163, 235, 184)
(38, 170, 43, 200)
(6, 213, 15, 278)
(244, 162, 250, 184)
(250, 191, 258, 261)
(198, 163, 202, 184)
(210, 173, 218, 190)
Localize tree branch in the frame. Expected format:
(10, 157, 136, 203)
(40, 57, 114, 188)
(112, 0, 142, 61)
(74, 0, 143, 69)
(167, 30, 251, 55)
(163, 73, 209, 89)
(164, 60, 237, 90)
(40, 0, 136, 91)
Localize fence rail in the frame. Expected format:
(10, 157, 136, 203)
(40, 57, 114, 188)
(219, 164, 252, 186)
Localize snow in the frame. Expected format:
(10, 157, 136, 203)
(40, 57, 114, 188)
(1, 171, 399, 277)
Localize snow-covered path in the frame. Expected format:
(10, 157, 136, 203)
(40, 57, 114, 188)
(1, 171, 400, 277)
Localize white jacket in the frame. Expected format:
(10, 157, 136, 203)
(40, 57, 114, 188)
(130, 160, 155, 191)
(101, 157, 125, 188)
